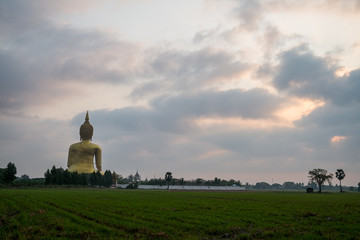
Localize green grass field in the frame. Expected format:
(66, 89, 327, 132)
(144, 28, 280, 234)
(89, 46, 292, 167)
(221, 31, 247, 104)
(1, 188, 359, 239)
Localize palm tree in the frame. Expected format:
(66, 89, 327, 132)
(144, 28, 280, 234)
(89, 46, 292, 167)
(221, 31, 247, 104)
(165, 172, 172, 190)
(335, 169, 346, 192)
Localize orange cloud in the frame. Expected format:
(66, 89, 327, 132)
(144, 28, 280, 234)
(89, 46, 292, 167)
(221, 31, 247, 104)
(331, 136, 347, 143)
(275, 98, 325, 123)
(335, 67, 350, 77)
(194, 117, 292, 129)
(195, 149, 228, 161)
(192, 97, 325, 130)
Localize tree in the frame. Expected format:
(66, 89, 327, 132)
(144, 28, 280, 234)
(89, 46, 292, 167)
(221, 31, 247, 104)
(4, 162, 17, 183)
(335, 169, 346, 192)
(0, 168, 5, 183)
(195, 178, 204, 185)
(283, 181, 295, 189)
(213, 177, 220, 186)
(50, 165, 59, 184)
(165, 172, 172, 190)
(254, 182, 271, 189)
(89, 171, 97, 186)
(104, 170, 113, 187)
(308, 169, 333, 193)
(128, 174, 134, 182)
(95, 171, 103, 186)
(71, 171, 80, 185)
(63, 169, 72, 185)
(79, 173, 89, 185)
(44, 169, 51, 184)
(272, 183, 282, 189)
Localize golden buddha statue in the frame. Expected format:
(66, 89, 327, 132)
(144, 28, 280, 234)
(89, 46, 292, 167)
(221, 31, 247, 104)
(67, 111, 102, 173)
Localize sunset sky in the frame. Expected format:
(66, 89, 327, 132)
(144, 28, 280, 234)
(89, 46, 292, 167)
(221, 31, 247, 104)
(1, 0, 360, 185)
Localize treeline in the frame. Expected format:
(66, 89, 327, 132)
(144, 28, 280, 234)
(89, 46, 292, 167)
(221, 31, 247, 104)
(247, 181, 306, 190)
(1, 162, 45, 186)
(44, 166, 116, 187)
(244, 181, 359, 191)
(13, 177, 45, 186)
(119, 176, 241, 187)
(3, 161, 360, 191)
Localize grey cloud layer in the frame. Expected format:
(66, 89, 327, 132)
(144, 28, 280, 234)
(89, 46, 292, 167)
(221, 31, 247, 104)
(274, 46, 360, 106)
(73, 88, 282, 135)
(150, 88, 281, 119)
(0, 21, 141, 113)
(145, 47, 250, 90)
(1, 0, 359, 184)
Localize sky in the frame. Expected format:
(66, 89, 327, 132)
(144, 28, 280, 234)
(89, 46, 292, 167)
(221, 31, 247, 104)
(1, 0, 360, 185)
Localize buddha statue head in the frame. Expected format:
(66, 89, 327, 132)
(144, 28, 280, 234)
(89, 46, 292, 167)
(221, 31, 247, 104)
(80, 111, 93, 141)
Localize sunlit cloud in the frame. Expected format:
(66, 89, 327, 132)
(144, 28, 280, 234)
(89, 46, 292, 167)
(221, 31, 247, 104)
(330, 136, 347, 143)
(274, 98, 325, 124)
(194, 117, 291, 129)
(335, 67, 350, 78)
(194, 149, 229, 162)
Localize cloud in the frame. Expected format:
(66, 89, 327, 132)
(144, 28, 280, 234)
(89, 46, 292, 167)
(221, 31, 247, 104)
(0, 0, 96, 38)
(130, 81, 170, 100)
(345, 69, 360, 103)
(273, 45, 336, 96)
(272, 46, 360, 106)
(0, 51, 32, 111)
(272, 46, 360, 161)
(260, 25, 284, 57)
(234, 0, 264, 31)
(296, 102, 360, 129)
(193, 27, 220, 43)
(0, 114, 73, 177)
(150, 88, 282, 120)
(0, 9, 142, 114)
(331, 136, 347, 143)
(322, 0, 360, 12)
(73, 88, 283, 138)
(145, 47, 251, 92)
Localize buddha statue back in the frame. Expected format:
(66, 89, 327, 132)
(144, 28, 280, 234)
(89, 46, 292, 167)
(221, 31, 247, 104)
(67, 111, 102, 173)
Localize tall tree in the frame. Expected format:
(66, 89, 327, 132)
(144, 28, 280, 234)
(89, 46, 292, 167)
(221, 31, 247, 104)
(0, 168, 5, 183)
(80, 173, 89, 185)
(95, 171, 103, 186)
(50, 166, 58, 184)
(44, 169, 51, 184)
(335, 169, 346, 192)
(71, 171, 80, 185)
(104, 170, 113, 187)
(165, 172, 172, 190)
(308, 169, 333, 193)
(4, 162, 17, 183)
(89, 172, 97, 186)
(63, 169, 72, 185)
